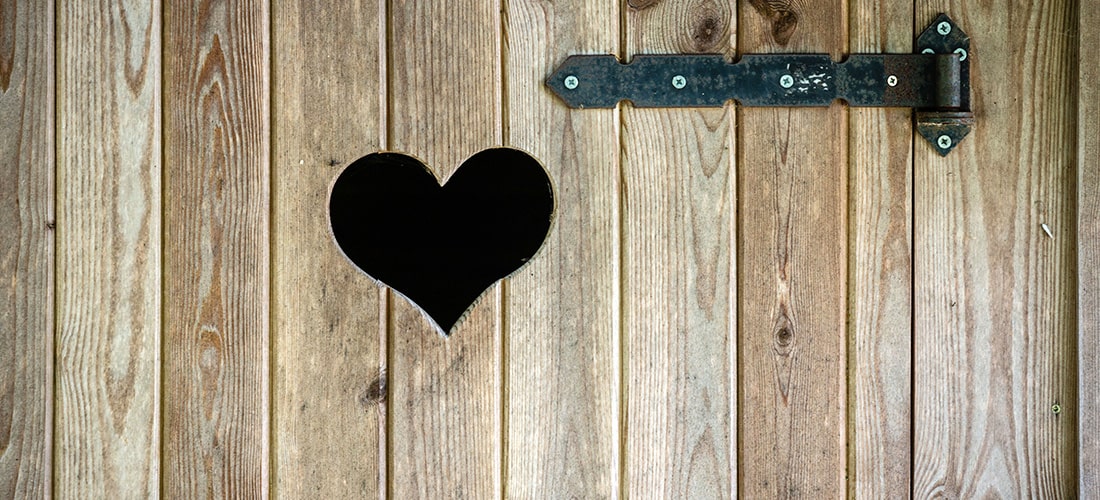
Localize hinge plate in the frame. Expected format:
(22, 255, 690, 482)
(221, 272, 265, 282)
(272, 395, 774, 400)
(546, 13, 972, 156)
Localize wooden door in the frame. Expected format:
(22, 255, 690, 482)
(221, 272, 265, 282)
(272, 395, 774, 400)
(2, 0, 1097, 497)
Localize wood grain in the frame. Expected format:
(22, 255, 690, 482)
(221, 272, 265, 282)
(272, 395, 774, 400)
(912, 3, 1078, 497)
(1079, 0, 1099, 496)
(503, 0, 619, 496)
(272, 1, 386, 497)
(623, 1, 736, 496)
(386, 0, 502, 497)
(848, 0, 912, 496)
(163, 1, 270, 496)
(0, 0, 53, 497)
(736, 0, 848, 496)
(55, 1, 160, 496)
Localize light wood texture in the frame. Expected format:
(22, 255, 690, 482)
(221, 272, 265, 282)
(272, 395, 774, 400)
(736, 0, 848, 496)
(622, 1, 736, 497)
(163, 1, 270, 496)
(848, 0, 912, 496)
(386, 0, 502, 497)
(1079, 0, 1099, 495)
(0, 1, 53, 497)
(912, 3, 1078, 497)
(503, 0, 619, 497)
(272, 1, 386, 497)
(55, 1, 160, 496)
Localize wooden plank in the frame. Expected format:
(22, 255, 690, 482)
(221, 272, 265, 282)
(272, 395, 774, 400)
(272, 2, 386, 497)
(912, 3, 1078, 496)
(163, 1, 270, 496)
(503, 0, 619, 496)
(0, 0, 53, 497)
(386, 0, 502, 497)
(622, 1, 736, 496)
(736, 0, 847, 496)
(54, 1, 160, 496)
(1080, 0, 1100, 495)
(848, 0, 912, 496)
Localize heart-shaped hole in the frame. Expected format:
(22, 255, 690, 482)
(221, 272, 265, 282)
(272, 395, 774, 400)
(329, 148, 555, 335)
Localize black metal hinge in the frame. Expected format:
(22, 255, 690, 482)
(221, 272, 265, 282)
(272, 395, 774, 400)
(546, 14, 972, 156)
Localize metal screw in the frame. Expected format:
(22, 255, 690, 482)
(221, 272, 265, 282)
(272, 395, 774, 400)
(887, 75, 898, 87)
(1052, 404, 1062, 414)
(937, 135, 953, 149)
(672, 75, 687, 89)
(564, 75, 579, 90)
(779, 74, 794, 89)
(921, 48, 935, 54)
(954, 48, 968, 61)
(937, 21, 952, 35)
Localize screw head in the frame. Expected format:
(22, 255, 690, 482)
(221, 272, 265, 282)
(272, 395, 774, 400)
(937, 21, 952, 35)
(779, 74, 794, 89)
(672, 75, 687, 89)
(954, 47, 968, 61)
(937, 135, 953, 149)
(1052, 404, 1062, 414)
(921, 48, 935, 54)
(887, 75, 898, 87)
(564, 75, 579, 90)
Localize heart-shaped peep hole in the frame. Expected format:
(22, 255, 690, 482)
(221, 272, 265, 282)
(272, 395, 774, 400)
(329, 148, 554, 335)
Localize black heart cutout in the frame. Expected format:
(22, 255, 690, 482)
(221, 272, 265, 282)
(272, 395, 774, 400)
(329, 148, 555, 335)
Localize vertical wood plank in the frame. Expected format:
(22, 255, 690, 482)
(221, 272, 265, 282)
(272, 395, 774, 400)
(387, 0, 502, 497)
(163, 1, 270, 496)
(0, 0, 53, 497)
(272, 1, 385, 497)
(912, 3, 1078, 497)
(622, 1, 736, 496)
(55, 1, 160, 496)
(848, 0, 912, 496)
(503, 0, 619, 496)
(1080, 0, 1100, 496)
(736, 0, 848, 496)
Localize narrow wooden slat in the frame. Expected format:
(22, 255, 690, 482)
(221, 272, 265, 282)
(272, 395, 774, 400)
(163, 1, 270, 496)
(503, 0, 619, 496)
(912, 3, 1078, 496)
(736, 0, 847, 496)
(1081, 0, 1100, 494)
(272, 2, 385, 497)
(387, 0, 502, 496)
(848, 0, 912, 495)
(55, 1, 160, 496)
(0, 1, 53, 497)
(622, 1, 736, 496)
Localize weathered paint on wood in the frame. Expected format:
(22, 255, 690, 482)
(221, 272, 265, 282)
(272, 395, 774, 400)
(623, 1, 737, 497)
(1079, 0, 1099, 496)
(737, 0, 848, 496)
(0, 0, 52, 497)
(163, 1, 271, 496)
(56, 1, 160, 496)
(912, 2, 1078, 497)
(386, 0, 503, 497)
(849, 0, 913, 495)
(272, 1, 386, 498)
(503, 0, 620, 496)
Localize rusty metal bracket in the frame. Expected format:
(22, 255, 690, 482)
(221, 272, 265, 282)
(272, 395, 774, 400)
(546, 13, 972, 156)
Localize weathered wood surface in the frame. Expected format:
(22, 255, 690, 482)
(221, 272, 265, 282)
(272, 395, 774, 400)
(0, 1, 52, 497)
(912, 2, 1078, 497)
(56, 1, 161, 497)
(273, 1, 386, 498)
(386, 0, 503, 497)
(737, 0, 848, 496)
(504, 0, 619, 496)
(1079, 0, 1099, 496)
(849, 0, 913, 496)
(623, 1, 736, 497)
(163, 1, 271, 496)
